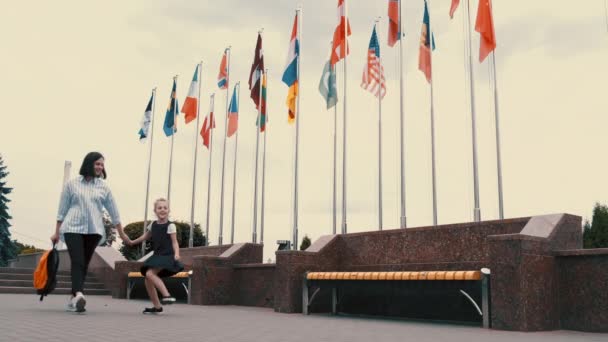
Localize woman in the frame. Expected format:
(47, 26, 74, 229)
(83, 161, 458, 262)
(51, 152, 129, 313)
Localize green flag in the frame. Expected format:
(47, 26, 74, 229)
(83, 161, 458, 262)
(318, 61, 338, 109)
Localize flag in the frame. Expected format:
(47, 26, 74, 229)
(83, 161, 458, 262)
(418, 0, 435, 83)
(182, 64, 199, 124)
(200, 110, 215, 149)
(218, 49, 229, 89)
(258, 73, 268, 132)
(361, 26, 386, 98)
(475, 0, 496, 62)
(285, 82, 298, 124)
(282, 14, 299, 124)
(138, 93, 153, 141)
(163, 79, 179, 137)
(319, 61, 338, 109)
(330, 0, 352, 65)
(248, 34, 264, 108)
(227, 86, 239, 137)
(450, 0, 460, 19)
(388, 0, 400, 47)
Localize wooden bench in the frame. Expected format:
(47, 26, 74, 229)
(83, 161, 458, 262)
(127, 270, 193, 304)
(303, 269, 491, 328)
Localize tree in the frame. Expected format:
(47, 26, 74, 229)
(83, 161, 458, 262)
(300, 235, 312, 251)
(100, 209, 117, 247)
(583, 203, 608, 248)
(119, 220, 206, 260)
(12, 240, 44, 255)
(0, 155, 17, 266)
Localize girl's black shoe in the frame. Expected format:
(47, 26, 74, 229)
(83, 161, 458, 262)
(142, 307, 163, 314)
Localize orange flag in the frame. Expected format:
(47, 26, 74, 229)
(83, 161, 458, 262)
(449, 0, 460, 19)
(475, 0, 496, 62)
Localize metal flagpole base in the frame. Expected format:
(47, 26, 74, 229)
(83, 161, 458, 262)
(341, 222, 347, 235)
(400, 216, 407, 229)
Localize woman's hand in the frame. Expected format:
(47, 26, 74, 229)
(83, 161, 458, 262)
(51, 221, 62, 245)
(174, 254, 180, 261)
(50, 232, 59, 244)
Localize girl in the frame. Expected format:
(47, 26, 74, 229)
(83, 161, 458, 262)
(127, 198, 184, 314)
(51, 151, 130, 313)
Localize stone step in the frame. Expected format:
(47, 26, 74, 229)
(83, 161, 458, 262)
(0, 267, 71, 277)
(0, 286, 111, 295)
(0, 273, 99, 283)
(0, 279, 105, 289)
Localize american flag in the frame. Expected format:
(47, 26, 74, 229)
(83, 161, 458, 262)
(361, 26, 386, 98)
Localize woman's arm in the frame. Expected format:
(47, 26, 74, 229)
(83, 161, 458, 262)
(50, 221, 62, 244)
(102, 187, 122, 230)
(51, 182, 71, 244)
(114, 223, 130, 243)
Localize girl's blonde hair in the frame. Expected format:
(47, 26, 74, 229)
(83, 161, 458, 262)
(153, 198, 169, 209)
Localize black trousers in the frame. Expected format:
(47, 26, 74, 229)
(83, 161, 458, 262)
(64, 233, 101, 295)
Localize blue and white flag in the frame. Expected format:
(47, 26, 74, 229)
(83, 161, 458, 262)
(138, 93, 154, 141)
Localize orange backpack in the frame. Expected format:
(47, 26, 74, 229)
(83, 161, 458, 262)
(33, 245, 59, 301)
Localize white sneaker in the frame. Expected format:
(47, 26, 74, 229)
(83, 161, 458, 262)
(65, 296, 77, 312)
(72, 292, 86, 313)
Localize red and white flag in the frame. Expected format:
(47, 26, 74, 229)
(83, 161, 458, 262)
(330, 0, 352, 66)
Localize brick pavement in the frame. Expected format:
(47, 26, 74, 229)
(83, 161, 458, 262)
(0, 294, 605, 342)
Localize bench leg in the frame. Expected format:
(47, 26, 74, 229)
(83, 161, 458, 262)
(187, 278, 192, 305)
(180, 282, 189, 304)
(331, 286, 337, 315)
(126, 280, 133, 300)
(482, 274, 491, 329)
(302, 279, 309, 315)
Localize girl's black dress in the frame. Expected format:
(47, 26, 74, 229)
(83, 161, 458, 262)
(140, 221, 184, 278)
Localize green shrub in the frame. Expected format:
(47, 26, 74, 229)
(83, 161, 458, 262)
(119, 221, 206, 260)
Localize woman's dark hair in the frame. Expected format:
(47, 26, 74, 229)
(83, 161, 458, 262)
(79, 152, 107, 179)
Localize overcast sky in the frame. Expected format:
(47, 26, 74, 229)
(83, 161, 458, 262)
(2, 0, 607, 260)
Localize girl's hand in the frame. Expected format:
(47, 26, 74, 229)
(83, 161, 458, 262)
(174, 254, 180, 261)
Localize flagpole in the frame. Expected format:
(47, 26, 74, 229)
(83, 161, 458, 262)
(260, 68, 269, 244)
(490, 51, 504, 219)
(374, 19, 383, 231)
(252, 69, 262, 243)
(167, 75, 178, 204)
(230, 82, 241, 244)
(142, 88, 157, 256)
(58, 160, 71, 249)
(189, 62, 203, 248)
(465, 0, 481, 222)
(605, 0, 608, 33)
(331, 41, 337, 235)
(252, 33, 263, 243)
(205, 94, 215, 246)
(293, 8, 302, 249)
(219, 47, 231, 245)
(398, 0, 407, 228)
(488, 1, 504, 219)
(341, 0, 348, 235)
(427, 0, 438, 226)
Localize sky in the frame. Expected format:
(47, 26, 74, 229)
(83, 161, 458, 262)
(2, 0, 608, 261)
